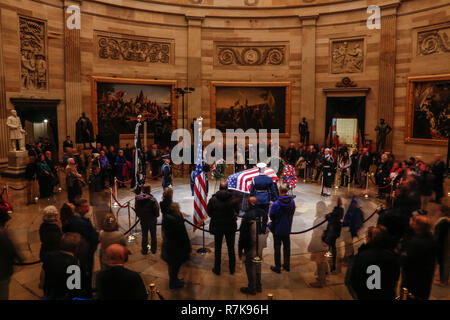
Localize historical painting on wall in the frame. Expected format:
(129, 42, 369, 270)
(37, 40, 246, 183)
(405, 74, 450, 145)
(330, 38, 364, 74)
(211, 82, 291, 137)
(19, 16, 47, 91)
(91, 77, 176, 143)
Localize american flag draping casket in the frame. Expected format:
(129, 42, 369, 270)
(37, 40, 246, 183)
(227, 167, 279, 194)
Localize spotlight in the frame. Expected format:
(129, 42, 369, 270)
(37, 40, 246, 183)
(43, 119, 48, 123)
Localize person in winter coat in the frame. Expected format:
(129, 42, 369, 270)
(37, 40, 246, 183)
(345, 226, 400, 300)
(161, 202, 191, 289)
(416, 162, 434, 212)
(135, 184, 160, 255)
(0, 225, 22, 299)
(207, 182, 239, 275)
(238, 196, 267, 295)
(343, 197, 364, 238)
(36, 153, 53, 198)
(433, 205, 449, 287)
(400, 215, 436, 299)
(322, 198, 344, 272)
(39, 205, 62, 262)
(339, 152, 352, 187)
(115, 150, 127, 188)
(99, 214, 126, 270)
(269, 185, 296, 273)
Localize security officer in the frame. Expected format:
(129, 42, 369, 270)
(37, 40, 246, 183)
(249, 163, 278, 233)
(161, 154, 172, 189)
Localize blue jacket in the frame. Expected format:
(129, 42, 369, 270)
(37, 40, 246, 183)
(250, 174, 278, 205)
(62, 215, 99, 253)
(343, 206, 364, 238)
(269, 195, 295, 236)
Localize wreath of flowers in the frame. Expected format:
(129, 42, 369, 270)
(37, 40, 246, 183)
(264, 157, 288, 179)
(282, 164, 297, 190)
(211, 158, 225, 180)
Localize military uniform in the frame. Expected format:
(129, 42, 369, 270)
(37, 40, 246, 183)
(321, 154, 335, 195)
(249, 174, 278, 233)
(161, 160, 172, 189)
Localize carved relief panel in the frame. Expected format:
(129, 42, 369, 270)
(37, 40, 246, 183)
(417, 27, 450, 56)
(215, 42, 287, 66)
(330, 38, 364, 74)
(96, 32, 173, 64)
(19, 16, 47, 91)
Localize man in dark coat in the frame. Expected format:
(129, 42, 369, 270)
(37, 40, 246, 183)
(62, 199, 99, 298)
(135, 184, 160, 255)
(63, 136, 73, 152)
(269, 185, 296, 273)
(400, 215, 436, 299)
(434, 205, 449, 286)
(345, 226, 400, 300)
(285, 143, 299, 167)
(161, 203, 191, 289)
(147, 144, 161, 179)
(0, 225, 22, 300)
(238, 196, 266, 295)
(42, 232, 83, 300)
(431, 154, 445, 204)
(207, 182, 239, 275)
(161, 154, 172, 188)
(96, 244, 147, 300)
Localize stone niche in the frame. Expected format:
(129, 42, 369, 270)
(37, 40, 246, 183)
(19, 16, 48, 91)
(330, 38, 364, 74)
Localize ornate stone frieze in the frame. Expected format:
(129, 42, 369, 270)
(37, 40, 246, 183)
(417, 27, 450, 56)
(336, 77, 357, 88)
(96, 33, 172, 64)
(216, 44, 286, 66)
(19, 16, 47, 90)
(330, 39, 364, 74)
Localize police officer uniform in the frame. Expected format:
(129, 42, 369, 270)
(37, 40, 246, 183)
(249, 163, 278, 232)
(161, 154, 172, 189)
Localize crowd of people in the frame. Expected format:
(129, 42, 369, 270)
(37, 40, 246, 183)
(0, 135, 448, 300)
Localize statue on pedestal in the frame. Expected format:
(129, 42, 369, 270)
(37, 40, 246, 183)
(76, 112, 95, 148)
(375, 118, 392, 153)
(299, 117, 310, 145)
(6, 109, 26, 152)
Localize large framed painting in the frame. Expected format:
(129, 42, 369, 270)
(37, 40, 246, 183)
(405, 74, 450, 145)
(210, 82, 291, 138)
(91, 77, 177, 143)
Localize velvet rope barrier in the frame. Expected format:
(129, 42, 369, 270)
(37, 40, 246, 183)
(368, 176, 392, 190)
(111, 182, 131, 208)
(7, 185, 28, 191)
(14, 259, 42, 266)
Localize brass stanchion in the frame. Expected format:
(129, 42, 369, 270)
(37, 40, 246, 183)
(148, 283, 156, 300)
(303, 167, 306, 183)
(267, 293, 274, 300)
(127, 203, 136, 243)
(113, 178, 119, 208)
(109, 188, 113, 213)
(364, 172, 369, 199)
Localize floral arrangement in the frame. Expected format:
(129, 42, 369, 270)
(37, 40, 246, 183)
(264, 157, 288, 179)
(282, 164, 297, 190)
(211, 158, 225, 180)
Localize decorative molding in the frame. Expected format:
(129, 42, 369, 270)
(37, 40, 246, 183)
(96, 32, 173, 64)
(19, 16, 47, 91)
(417, 26, 450, 56)
(216, 43, 286, 66)
(336, 77, 357, 87)
(330, 38, 364, 74)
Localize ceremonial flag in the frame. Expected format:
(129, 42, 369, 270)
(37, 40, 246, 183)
(227, 167, 278, 194)
(193, 118, 208, 228)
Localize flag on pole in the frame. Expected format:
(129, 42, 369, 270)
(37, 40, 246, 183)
(193, 118, 208, 229)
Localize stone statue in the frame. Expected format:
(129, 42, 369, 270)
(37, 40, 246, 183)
(6, 109, 26, 152)
(375, 118, 392, 152)
(299, 117, 310, 145)
(76, 112, 95, 147)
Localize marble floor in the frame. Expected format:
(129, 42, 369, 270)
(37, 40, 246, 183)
(2, 174, 449, 300)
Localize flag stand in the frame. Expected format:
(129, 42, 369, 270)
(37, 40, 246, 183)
(196, 222, 211, 254)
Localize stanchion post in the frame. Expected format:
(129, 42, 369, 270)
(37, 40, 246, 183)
(149, 283, 156, 300)
(197, 222, 211, 254)
(267, 293, 274, 300)
(364, 172, 369, 199)
(303, 167, 306, 183)
(127, 203, 136, 243)
(109, 188, 113, 213)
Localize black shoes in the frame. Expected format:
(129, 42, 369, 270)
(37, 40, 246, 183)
(229, 268, 235, 275)
(141, 249, 148, 255)
(240, 287, 256, 295)
(283, 265, 290, 272)
(270, 266, 281, 273)
(212, 268, 220, 276)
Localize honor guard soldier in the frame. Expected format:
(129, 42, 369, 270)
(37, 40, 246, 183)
(250, 163, 278, 232)
(321, 148, 334, 196)
(161, 154, 172, 189)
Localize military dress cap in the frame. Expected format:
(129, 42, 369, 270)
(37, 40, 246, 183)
(256, 162, 267, 169)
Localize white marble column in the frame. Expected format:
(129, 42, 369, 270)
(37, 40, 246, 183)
(64, 0, 83, 144)
(300, 15, 318, 144)
(186, 15, 204, 131)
